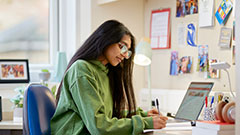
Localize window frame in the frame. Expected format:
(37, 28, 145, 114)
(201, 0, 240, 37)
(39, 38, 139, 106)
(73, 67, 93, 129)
(29, 0, 59, 82)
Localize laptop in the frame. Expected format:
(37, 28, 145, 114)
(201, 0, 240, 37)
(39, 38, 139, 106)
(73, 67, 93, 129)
(166, 82, 214, 124)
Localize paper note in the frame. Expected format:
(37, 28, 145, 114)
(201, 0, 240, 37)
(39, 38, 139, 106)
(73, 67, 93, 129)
(177, 23, 186, 47)
(219, 27, 232, 48)
(199, 0, 214, 27)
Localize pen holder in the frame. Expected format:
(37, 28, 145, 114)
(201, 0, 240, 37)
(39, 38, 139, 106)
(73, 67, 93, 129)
(203, 107, 215, 121)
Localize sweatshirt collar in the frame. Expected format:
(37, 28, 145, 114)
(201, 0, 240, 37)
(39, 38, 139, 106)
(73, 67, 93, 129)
(89, 60, 109, 74)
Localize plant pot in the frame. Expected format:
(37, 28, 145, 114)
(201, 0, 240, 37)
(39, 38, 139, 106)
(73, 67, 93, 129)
(13, 107, 23, 123)
(39, 72, 51, 82)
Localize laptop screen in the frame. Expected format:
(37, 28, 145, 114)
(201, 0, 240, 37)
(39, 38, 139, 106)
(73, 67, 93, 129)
(175, 82, 214, 121)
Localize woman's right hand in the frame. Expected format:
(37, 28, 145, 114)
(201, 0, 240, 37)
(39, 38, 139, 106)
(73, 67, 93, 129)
(152, 115, 168, 129)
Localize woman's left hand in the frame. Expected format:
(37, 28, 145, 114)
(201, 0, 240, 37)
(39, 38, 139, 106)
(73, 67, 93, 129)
(147, 108, 161, 116)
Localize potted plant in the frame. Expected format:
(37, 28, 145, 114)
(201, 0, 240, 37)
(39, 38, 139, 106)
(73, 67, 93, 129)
(39, 69, 57, 98)
(10, 86, 25, 122)
(39, 69, 51, 87)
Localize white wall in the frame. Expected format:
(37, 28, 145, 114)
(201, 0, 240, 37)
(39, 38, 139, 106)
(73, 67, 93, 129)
(144, 0, 235, 93)
(91, 0, 145, 103)
(235, 0, 240, 133)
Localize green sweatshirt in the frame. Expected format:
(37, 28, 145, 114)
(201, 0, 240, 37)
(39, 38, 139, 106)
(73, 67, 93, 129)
(50, 60, 153, 135)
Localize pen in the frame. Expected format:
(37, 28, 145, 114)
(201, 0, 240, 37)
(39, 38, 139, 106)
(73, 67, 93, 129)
(205, 96, 208, 108)
(156, 98, 160, 115)
(210, 96, 214, 108)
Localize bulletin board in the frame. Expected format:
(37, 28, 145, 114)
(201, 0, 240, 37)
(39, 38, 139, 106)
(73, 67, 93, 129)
(150, 8, 171, 49)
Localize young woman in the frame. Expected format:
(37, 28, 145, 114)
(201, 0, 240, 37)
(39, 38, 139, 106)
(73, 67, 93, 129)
(51, 20, 167, 135)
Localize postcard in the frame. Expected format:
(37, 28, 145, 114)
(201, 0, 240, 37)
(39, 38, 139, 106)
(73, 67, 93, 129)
(170, 51, 179, 76)
(208, 59, 220, 79)
(197, 45, 209, 72)
(179, 56, 192, 74)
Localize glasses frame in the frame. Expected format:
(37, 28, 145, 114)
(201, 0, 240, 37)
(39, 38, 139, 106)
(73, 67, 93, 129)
(118, 42, 132, 59)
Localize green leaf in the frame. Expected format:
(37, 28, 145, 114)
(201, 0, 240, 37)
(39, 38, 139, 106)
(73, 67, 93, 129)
(41, 69, 49, 72)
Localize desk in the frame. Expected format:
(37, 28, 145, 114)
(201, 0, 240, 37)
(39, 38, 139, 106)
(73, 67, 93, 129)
(0, 121, 22, 135)
(143, 122, 192, 135)
(144, 130, 192, 135)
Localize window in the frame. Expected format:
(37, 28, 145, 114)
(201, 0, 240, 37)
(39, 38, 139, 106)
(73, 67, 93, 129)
(0, 0, 58, 68)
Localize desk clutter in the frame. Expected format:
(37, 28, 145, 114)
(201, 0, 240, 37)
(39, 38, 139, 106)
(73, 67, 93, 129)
(203, 92, 235, 123)
(193, 92, 236, 135)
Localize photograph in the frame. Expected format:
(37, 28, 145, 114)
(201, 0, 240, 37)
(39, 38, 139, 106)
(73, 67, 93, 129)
(185, 0, 198, 15)
(170, 51, 179, 75)
(208, 59, 220, 79)
(197, 45, 209, 72)
(0, 59, 30, 83)
(178, 56, 192, 74)
(176, 0, 186, 17)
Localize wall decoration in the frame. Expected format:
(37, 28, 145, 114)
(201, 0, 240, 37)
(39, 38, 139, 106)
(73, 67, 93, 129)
(150, 8, 171, 49)
(170, 51, 179, 76)
(187, 23, 197, 47)
(178, 56, 192, 74)
(232, 45, 235, 65)
(185, 0, 198, 15)
(199, 0, 214, 27)
(215, 0, 233, 25)
(177, 23, 187, 47)
(0, 59, 30, 83)
(176, 0, 186, 17)
(233, 20, 235, 41)
(197, 45, 209, 72)
(208, 59, 220, 78)
(218, 27, 232, 48)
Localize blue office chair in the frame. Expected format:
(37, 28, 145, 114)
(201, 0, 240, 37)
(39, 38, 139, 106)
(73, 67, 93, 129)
(23, 84, 56, 135)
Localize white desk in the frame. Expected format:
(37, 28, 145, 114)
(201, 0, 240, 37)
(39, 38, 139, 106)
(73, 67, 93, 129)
(0, 120, 22, 130)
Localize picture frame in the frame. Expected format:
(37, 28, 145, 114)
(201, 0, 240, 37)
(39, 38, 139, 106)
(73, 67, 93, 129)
(0, 59, 30, 83)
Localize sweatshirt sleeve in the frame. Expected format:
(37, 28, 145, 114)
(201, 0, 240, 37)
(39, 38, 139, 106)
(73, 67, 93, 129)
(136, 107, 148, 117)
(70, 76, 153, 135)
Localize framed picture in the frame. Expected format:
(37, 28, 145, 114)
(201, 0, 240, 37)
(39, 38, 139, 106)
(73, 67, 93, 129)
(0, 59, 30, 83)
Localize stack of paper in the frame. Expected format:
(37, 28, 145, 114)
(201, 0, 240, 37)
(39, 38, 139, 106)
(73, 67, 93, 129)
(143, 122, 192, 133)
(192, 120, 235, 135)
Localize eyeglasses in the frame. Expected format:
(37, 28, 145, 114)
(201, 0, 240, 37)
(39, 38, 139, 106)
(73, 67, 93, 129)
(118, 42, 132, 59)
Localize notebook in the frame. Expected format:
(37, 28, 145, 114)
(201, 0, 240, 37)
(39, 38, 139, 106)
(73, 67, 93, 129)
(167, 82, 214, 123)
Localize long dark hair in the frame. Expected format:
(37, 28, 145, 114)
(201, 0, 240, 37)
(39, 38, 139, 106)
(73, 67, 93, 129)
(56, 20, 136, 118)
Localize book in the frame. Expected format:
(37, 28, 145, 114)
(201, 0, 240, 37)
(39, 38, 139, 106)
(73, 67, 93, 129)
(192, 127, 235, 135)
(196, 121, 235, 130)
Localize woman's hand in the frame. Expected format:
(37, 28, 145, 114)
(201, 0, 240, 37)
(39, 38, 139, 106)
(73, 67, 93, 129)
(152, 115, 168, 129)
(147, 108, 160, 116)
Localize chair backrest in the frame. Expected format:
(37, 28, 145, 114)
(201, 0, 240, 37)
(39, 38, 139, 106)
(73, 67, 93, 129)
(23, 84, 56, 135)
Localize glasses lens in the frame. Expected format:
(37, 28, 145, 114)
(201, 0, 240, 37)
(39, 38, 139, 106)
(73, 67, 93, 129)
(126, 51, 132, 59)
(119, 42, 132, 59)
(120, 45, 128, 54)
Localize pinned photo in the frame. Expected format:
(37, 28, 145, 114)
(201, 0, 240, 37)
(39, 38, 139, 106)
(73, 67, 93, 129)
(197, 45, 209, 72)
(179, 56, 192, 74)
(170, 51, 179, 75)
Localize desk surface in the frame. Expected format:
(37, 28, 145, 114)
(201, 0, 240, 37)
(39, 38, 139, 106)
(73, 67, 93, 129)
(0, 120, 22, 130)
(143, 130, 192, 135)
(144, 122, 192, 135)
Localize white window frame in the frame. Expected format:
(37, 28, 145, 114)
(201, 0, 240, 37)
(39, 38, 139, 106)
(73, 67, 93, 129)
(29, 0, 59, 82)
(30, 0, 91, 82)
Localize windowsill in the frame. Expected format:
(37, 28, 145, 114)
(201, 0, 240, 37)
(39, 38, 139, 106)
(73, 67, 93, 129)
(0, 83, 28, 90)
